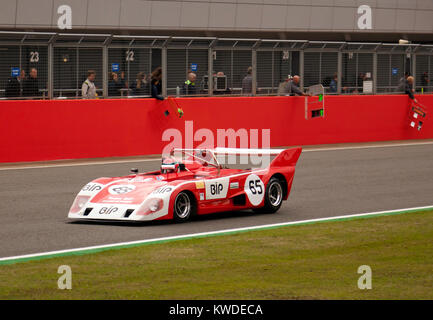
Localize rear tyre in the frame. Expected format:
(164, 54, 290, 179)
(253, 177, 284, 214)
(173, 191, 194, 222)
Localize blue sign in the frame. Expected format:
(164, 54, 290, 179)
(11, 67, 20, 77)
(392, 68, 398, 76)
(111, 63, 120, 72)
(190, 63, 198, 72)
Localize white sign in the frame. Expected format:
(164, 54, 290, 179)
(363, 80, 373, 94)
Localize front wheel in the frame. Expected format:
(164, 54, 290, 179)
(253, 177, 284, 214)
(173, 191, 194, 222)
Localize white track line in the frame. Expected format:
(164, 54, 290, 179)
(0, 205, 432, 263)
(1, 140, 433, 171)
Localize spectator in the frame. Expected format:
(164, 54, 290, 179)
(396, 72, 410, 93)
(397, 75, 416, 102)
(421, 72, 429, 92)
(5, 70, 26, 98)
(357, 72, 367, 93)
(329, 73, 338, 93)
(150, 67, 164, 100)
(241, 66, 253, 94)
(22, 68, 40, 97)
(130, 72, 148, 96)
(291, 75, 308, 96)
(82, 70, 97, 99)
(108, 72, 125, 96)
(278, 75, 307, 96)
(213, 71, 231, 95)
(182, 72, 197, 95)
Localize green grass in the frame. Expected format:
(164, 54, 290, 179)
(1, 210, 432, 300)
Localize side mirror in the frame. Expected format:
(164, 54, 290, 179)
(130, 168, 139, 174)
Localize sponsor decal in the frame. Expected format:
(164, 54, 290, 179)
(108, 184, 136, 195)
(195, 181, 205, 189)
(200, 193, 205, 201)
(156, 176, 165, 181)
(130, 177, 152, 183)
(152, 186, 173, 194)
(244, 174, 265, 206)
(98, 206, 119, 215)
(82, 183, 102, 192)
(102, 197, 134, 204)
(230, 182, 239, 189)
(205, 177, 229, 200)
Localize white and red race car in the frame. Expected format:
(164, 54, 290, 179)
(68, 147, 302, 222)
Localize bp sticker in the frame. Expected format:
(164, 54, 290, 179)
(244, 174, 265, 206)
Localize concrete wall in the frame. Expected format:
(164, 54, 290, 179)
(1, 0, 433, 36)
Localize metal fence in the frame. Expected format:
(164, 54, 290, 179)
(1, 31, 433, 100)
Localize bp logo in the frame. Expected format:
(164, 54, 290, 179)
(108, 184, 136, 195)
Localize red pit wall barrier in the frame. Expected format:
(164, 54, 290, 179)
(0, 95, 432, 163)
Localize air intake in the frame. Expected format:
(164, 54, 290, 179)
(124, 209, 135, 218)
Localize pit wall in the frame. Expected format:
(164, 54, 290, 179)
(0, 95, 431, 163)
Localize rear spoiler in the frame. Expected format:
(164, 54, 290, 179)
(213, 147, 286, 156)
(270, 147, 302, 167)
(173, 147, 302, 168)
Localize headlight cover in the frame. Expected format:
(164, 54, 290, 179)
(135, 198, 164, 216)
(69, 195, 91, 214)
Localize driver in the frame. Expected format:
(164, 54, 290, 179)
(161, 157, 182, 173)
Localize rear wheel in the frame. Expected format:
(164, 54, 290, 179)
(173, 191, 194, 222)
(253, 177, 284, 214)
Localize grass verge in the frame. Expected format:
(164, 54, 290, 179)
(0, 210, 432, 299)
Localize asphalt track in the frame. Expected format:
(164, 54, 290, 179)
(0, 142, 432, 258)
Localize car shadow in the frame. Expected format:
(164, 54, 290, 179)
(66, 209, 264, 227)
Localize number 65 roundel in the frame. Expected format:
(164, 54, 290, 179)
(244, 174, 265, 206)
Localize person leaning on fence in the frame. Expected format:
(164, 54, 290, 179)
(279, 75, 308, 96)
(22, 68, 40, 97)
(182, 72, 197, 95)
(5, 70, 26, 98)
(397, 75, 417, 103)
(82, 70, 97, 99)
(150, 67, 164, 100)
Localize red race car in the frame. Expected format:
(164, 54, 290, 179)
(68, 147, 302, 222)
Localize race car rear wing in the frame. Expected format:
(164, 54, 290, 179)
(172, 147, 302, 172)
(213, 147, 286, 156)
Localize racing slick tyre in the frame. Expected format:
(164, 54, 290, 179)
(173, 191, 195, 222)
(253, 177, 284, 214)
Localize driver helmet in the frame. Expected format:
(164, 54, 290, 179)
(161, 157, 181, 173)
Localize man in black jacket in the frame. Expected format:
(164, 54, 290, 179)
(23, 68, 40, 97)
(5, 70, 26, 98)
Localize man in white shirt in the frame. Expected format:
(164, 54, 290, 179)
(82, 70, 97, 99)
